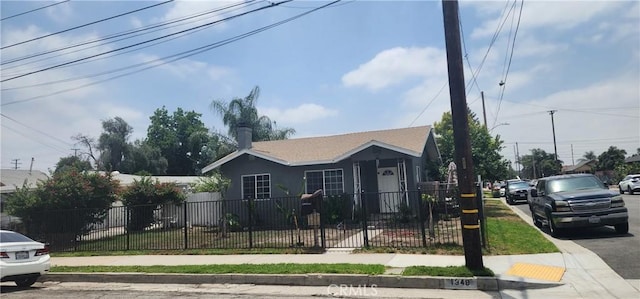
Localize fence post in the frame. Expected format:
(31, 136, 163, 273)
(72, 208, 78, 252)
(125, 207, 130, 251)
(417, 188, 427, 248)
(360, 190, 369, 248)
(248, 197, 253, 249)
(183, 201, 188, 249)
(319, 195, 325, 249)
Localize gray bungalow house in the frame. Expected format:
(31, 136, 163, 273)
(201, 125, 441, 215)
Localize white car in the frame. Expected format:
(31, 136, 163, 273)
(0, 230, 50, 287)
(619, 174, 640, 195)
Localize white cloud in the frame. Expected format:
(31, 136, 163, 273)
(130, 16, 143, 29)
(495, 74, 639, 164)
(514, 36, 569, 57)
(261, 104, 338, 125)
(134, 53, 233, 81)
(154, 0, 244, 33)
(470, 1, 623, 39)
(46, 1, 73, 23)
(342, 47, 446, 91)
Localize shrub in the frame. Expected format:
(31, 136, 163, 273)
(6, 170, 119, 241)
(121, 177, 185, 231)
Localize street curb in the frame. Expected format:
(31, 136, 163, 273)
(41, 273, 563, 291)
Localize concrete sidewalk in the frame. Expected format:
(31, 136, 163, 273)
(40, 201, 639, 299)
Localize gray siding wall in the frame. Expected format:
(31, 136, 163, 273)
(220, 154, 356, 200)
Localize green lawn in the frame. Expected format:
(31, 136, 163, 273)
(402, 265, 494, 277)
(483, 199, 558, 255)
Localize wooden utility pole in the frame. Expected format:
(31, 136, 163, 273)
(549, 110, 558, 161)
(441, 0, 484, 270)
(481, 91, 487, 129)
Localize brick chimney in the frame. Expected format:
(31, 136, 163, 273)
(237, 123, 252, 150)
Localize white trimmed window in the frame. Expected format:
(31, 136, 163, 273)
(242, 174, 271, 200)
(305, 169, 344, 196)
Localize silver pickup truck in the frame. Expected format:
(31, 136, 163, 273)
(528, 173, 628, 237)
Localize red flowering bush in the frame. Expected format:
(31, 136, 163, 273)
(6, 170, 119, 241)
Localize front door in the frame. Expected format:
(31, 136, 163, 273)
(378, 167, 400, 213)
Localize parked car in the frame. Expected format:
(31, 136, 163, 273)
(506, 180, 531, 205)
(492, 182, 506, 197)
(618, 174, 640, 195)
(528, 174, 628, 237)
(0, 230, 50, 287)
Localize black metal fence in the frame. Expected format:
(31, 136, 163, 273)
(19, 187, 467, 252)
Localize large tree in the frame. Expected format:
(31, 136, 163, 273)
(597, 146, 627, 171)
(433, 110, 510, 182)
(98, 117, 133, 171)
(210, 86, 295, 144)
(147, 107, 215, 175)
(54, 155, 93, 174)
(519, 148, 562, 178)
(120, 140, 168, 175)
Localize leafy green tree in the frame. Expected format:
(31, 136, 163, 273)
(98, 117, 133, 171)
(120, 177, 186, 231)
(210, 86, 296, 144)
(519, 148, 562, 178)
(433, 110, 510, 182)
(147, 107, 215, 175)
(5, 170, 119, 242)
(120, 140, 168, 175)
(597, 146, 627, 171)
(54, 156, 93, 174)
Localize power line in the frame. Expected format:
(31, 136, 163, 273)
(493, 0, 524, 127)
(459, 19, 482, 97)
(1, 2, 262, 88)
(0, 0, 69, 21)
(1, 1, 288, 83)
(407, 82, 448, 127)
(1, 0, 342, 106)
(1, 1, 260, 69)
(0, 0, 174, 50)
(1, 113, 74, 147)
(1, 122, 69, 155)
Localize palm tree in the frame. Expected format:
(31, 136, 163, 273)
(577, 151, 597, 163)
(210, 86, 295, 143)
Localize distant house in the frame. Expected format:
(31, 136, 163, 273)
(561, 159, 597, 174)
(624, 155, 640, 164)
(201, 125, 441, 214)
(1, 169, 50, 229)
(101, 171, 203, 192)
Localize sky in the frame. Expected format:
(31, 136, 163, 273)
(1, 0, 639, 173)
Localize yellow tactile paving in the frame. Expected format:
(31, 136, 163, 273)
(505, 263, 565, 282)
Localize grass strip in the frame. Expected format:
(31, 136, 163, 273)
(51, 263, 386, 275)
(403, 266, 494, 277)
(483, 200, 558, 255)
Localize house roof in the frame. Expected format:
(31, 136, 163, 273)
(202, 125, 436, 173)
(625, 155, 640, 163)
(562, 159, 597, 173)
(0, 169, 49, 193)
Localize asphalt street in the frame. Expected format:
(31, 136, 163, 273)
(513, 193, 640, 280)
(0, 282, 501, 299)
